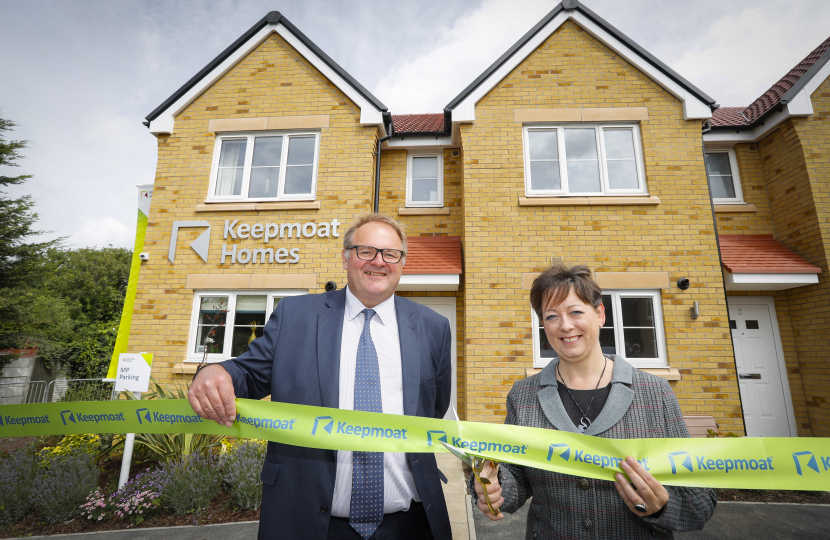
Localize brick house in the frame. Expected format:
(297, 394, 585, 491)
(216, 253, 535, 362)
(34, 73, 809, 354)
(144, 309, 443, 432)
(132, 1, 828, 436)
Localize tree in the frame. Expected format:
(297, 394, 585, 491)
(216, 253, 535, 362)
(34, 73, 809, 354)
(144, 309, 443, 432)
(0, 115, 58, 288)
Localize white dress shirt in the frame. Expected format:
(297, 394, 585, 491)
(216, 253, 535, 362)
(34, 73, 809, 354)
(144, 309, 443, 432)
(330, 287, 420, 517)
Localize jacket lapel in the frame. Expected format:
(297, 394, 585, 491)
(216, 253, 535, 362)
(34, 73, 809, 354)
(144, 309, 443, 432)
(396, 297, 421, 417)
(537, 355, 635, 435)
(318, 289, 345, 410)
(585, 356, 634, 436)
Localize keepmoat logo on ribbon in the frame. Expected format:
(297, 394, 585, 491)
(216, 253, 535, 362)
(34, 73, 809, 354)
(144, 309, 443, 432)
(1, 413, 50, 428)
(445, 435, 528, 455)
(792, 451, 830, 476)
(236, 414, 295, 431)
(60, 410, 125, 426)
(546, 443, 647, 469)
(426, 430, 448, 446)
(310, 414, 407, 440)
(312, 416, 334, 435)
(667, 450, 774, 474)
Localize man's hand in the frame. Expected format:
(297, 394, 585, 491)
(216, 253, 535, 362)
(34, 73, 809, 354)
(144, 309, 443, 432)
(473, 460, 504, 521)
(187, 364, 237, 428)
(615, 456, 670, 517)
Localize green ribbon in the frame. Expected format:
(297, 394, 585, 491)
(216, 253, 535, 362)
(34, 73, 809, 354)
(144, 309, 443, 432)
(2, 399, 828, 491)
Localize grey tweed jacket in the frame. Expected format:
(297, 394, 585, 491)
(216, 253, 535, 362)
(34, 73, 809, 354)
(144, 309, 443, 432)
(471, 356, 716, 540)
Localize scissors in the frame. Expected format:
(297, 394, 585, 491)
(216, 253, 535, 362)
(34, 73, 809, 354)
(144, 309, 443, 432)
(440, 440, 501, 516)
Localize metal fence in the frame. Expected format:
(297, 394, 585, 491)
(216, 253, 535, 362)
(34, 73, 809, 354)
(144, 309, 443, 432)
(0, 380, 48, 405)
(45, 378, 119, 403)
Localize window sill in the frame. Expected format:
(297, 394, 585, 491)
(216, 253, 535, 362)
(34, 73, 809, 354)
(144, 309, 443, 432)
(175, 362, 204, 375)
(525, 366, 680, 380)
(398, 207, 450, 216)
(195, 201, 321, 212)
(518, 195, 660, 206)
(714, 203, 757, 213)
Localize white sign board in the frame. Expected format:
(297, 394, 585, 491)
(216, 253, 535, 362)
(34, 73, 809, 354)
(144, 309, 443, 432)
(114, 353, 153, 392)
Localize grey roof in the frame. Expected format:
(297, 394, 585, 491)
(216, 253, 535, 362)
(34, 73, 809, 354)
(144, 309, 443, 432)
(145, 11, 386, 124)
(445, 0, 716, 112)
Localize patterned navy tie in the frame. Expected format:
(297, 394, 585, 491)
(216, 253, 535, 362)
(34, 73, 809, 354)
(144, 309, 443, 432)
(350, 309, 384, 539)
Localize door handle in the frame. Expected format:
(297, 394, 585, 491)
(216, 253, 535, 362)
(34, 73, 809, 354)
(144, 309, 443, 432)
(739, 373, 761, 379)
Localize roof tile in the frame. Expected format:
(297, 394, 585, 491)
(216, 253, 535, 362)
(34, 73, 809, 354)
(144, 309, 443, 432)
(403, 236, 462, 275)
(392, 114, 445, 134)
(710, 107, 749, 127)
(720, 235, 821, 274)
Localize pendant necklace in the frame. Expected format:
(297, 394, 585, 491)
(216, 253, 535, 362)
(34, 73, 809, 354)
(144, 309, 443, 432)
(557, 356, 608, 433)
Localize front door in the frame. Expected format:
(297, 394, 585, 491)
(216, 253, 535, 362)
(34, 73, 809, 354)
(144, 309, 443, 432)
(728, 299, 792, 437)
(409, 297, 457, 420)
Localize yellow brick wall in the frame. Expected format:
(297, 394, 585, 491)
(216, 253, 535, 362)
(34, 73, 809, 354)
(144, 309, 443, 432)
(459, 22, 742, 432)
(132, 33, 378, 386)
(755, 76, 830, 436)
(715, 143, 774, 233)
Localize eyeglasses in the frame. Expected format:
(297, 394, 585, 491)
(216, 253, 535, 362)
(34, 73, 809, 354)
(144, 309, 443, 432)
(347, 245, 405, 264)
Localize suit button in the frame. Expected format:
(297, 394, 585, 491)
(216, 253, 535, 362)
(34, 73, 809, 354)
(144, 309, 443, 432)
(320, 506, 328, 513)
(531, 533, 538, 539)
(582, 518, 592, 530)
(579, 479, 589, 490)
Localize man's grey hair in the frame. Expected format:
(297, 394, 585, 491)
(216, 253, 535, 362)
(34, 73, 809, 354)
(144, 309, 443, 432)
(342, 213, 407, 259)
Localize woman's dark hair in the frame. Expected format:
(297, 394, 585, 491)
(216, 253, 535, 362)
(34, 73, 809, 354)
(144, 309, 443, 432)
(530, 264, 602, 318)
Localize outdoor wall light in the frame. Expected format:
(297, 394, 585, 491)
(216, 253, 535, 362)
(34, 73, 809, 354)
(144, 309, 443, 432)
(139, 252, 149, 261)
(691, 301, 700, 319)
(325, 281, 337, 292)
(677, 277, 690, 290)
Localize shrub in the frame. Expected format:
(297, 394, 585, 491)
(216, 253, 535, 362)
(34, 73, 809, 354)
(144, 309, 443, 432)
(79, 489, 110, 523)
(222, 439, 267, 510)
(31, 448, 99, 523)
(40, 433, 101, 466)
(0, 444, 38, 528)
(159, 453, 220, 515)
(109, 468, 166, 525)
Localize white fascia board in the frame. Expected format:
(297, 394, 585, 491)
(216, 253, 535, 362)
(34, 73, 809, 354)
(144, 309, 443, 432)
(385, 137, 454, 149)
(786, 87, 815, 116)
(451, 11, 569, 123)
(724, 271, 819, 291)
(148, 23, 383, 135)
(451, 12, 709, 123)
(397, 274, 460, 292)
(275, 25, 383, 126)
(703, 106, 795, 144)
(803, 57, 830, 98)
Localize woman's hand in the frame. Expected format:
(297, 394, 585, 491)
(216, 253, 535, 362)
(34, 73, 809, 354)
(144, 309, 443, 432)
(473, 460, 504, 521)
(614, 456, 669, 517)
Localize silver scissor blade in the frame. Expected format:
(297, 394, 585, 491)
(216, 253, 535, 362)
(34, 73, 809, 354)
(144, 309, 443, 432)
(440, 440, 475, 467)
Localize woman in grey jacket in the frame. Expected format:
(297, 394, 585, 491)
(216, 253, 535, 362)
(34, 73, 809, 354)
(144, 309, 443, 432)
(471, 265, 716, 539)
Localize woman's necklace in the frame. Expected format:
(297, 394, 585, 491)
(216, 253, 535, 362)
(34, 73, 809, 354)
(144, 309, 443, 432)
(557, 356, 608, 433)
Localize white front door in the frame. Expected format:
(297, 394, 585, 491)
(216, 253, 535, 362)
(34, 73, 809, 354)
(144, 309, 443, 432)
(409, 297, 457, 420)
(729, 298, 793, 437)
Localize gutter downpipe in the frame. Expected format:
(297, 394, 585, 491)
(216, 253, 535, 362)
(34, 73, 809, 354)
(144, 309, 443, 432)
(374, 111, 393, 213)
(700, 118, 748, 436)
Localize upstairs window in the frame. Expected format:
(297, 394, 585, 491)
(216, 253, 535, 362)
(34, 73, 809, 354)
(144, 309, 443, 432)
(532, 290, 666, 368)
(523, 125, 646, 196)
(406, 152, 443, 207)
(704, 150, 743, 203)
(208, 132, 320, 201)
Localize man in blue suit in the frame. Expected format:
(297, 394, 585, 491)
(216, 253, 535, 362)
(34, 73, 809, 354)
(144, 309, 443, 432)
(188, 213, 453, 540)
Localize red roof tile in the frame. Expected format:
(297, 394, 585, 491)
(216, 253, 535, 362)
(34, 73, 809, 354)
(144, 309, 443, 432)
(392, 114, 445, 134)
(710, 107, 749, 127)
(744, 35, 830, 124)
(720, 235, 821, 274)
(403, 236, 462, 275)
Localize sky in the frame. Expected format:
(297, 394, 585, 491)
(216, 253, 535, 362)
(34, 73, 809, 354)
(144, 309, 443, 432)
(1, 0, 829, 249)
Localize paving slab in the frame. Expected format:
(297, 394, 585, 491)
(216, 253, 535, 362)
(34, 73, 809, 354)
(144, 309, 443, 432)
(23, 521, 260, 540)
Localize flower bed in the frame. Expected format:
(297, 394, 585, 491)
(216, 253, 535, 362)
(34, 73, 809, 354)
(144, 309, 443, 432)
(0, 435, 267, 538)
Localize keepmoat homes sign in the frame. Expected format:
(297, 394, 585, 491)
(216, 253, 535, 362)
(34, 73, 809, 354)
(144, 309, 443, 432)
(168, 219, 343, 265)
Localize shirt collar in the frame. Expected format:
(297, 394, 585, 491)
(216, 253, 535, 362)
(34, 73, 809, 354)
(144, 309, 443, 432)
(344, 286, 396, 325)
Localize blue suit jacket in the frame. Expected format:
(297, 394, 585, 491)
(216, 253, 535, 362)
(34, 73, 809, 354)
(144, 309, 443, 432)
(221, 288, 453, 540)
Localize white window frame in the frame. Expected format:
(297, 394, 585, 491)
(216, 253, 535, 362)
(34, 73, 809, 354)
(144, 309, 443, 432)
(531, 289, 667, 369)
(705, 149, 744, 204)
(186, 290, 306, 362)
(207, 131, 321, 202)
(522, 123, 647, 197)
(405, 151, 444, 207)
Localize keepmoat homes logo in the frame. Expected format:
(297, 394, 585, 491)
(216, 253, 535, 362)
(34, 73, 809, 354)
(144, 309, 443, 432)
(168, 219, 341, 265)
